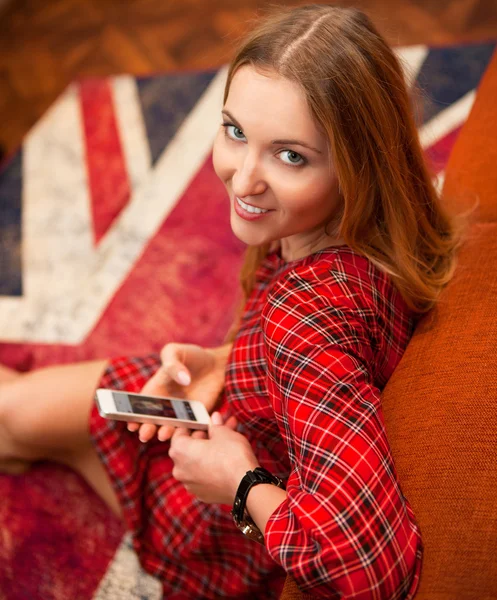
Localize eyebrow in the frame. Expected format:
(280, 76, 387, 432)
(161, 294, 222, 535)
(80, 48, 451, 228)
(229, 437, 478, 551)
(221, 109, 323, 155)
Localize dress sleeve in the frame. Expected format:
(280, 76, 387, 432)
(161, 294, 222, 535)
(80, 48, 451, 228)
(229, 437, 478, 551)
(261, 270, 422, 599)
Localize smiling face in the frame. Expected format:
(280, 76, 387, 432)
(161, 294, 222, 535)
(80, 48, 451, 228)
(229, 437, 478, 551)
(212, 65, 344, 261)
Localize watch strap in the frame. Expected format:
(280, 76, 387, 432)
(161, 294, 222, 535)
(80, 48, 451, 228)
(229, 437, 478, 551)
(231, 467, 284, 525)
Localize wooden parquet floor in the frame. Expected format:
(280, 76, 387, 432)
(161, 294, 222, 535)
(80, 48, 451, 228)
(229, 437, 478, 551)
(1, 0, 497, 157)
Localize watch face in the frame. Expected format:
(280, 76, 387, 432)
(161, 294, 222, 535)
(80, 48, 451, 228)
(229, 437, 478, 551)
(239, 519, 265, 545)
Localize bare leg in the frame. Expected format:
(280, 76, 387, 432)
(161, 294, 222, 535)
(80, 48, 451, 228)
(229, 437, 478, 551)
(0, 360, 122, 517)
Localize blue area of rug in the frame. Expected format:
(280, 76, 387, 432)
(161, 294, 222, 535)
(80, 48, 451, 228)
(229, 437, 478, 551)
(136, 70, 217, 165)
(0, 150, 22, 296)
(417, 41, 496, 123)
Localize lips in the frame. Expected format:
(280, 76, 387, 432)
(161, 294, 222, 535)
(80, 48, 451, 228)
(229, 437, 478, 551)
(236, 196, 271, 212)
(234, 196, 273, 221)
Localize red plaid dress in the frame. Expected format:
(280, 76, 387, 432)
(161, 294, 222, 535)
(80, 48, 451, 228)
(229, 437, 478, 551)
(90, 246, 423, 599)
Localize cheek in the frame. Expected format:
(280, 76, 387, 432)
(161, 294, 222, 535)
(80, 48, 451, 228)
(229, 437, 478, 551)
(278, 175, 337, 216)
(212, 132, 232, 182)
(279, 177, 329, 213)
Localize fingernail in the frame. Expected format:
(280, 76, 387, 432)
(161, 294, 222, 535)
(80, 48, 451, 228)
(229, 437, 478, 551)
(177, 370, 191, 386)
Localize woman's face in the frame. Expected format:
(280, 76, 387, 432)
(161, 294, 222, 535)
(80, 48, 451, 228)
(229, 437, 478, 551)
(212, 65, 342, 260)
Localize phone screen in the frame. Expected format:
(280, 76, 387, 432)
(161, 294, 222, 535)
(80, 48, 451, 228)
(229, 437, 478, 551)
(114, 393, 198, 422)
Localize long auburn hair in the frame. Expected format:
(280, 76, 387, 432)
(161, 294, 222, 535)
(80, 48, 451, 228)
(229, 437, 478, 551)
(223, 4, 467, 344)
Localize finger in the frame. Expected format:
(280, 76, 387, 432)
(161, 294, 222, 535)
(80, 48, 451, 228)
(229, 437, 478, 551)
(191, 430, 208, 440)
(171, 427, 190, 440)
(138, 423, 158, 442)
(162, 364, 191, 387)
(225, 415, 239, 431)
(161, 344, 192, 386)
(157, 425, 174, 442)
(140, 368, 170, 396)
(127, 422, 140, 432)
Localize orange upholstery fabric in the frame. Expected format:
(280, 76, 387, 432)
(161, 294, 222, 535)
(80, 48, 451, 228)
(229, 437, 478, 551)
(280, 576, 312, 600)
(382, 222, 497, 598)
(280, 50, 497, 600)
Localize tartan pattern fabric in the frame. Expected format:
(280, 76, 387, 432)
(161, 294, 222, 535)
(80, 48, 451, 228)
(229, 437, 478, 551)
(90, 245, 422, 599)
(226, 247, 422, 598)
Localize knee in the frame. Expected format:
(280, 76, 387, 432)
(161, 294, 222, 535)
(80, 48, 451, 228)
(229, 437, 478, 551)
(0, 378, 14, 426)
(0, 376, 55, 463)
(0, 379, 20, 452)
(0, 376, 36, 450)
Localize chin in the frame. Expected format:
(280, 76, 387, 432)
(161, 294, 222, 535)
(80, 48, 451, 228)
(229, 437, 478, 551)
(230, 215, 271, 247)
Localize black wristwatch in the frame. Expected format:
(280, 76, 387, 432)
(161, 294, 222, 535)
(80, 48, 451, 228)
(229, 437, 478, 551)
(231, 467, 285, 544)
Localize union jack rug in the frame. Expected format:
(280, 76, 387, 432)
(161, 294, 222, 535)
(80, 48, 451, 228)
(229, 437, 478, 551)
(0, 41, 495, 599)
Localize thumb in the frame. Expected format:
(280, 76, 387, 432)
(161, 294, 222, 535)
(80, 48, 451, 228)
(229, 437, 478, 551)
(208, 411, 224, 438)
(208, 412, 238, 438)
(210, 411, 224, 426)
(162, 360, 191, 386)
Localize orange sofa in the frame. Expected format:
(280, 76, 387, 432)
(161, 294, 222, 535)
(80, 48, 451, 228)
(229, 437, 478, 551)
(280, 49, 497, 600)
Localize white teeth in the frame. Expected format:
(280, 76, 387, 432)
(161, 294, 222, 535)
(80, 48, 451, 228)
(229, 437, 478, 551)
(236, 197, 269, 214)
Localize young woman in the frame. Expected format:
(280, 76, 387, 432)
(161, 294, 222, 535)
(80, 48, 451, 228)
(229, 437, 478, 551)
(0, 5, 461, 599)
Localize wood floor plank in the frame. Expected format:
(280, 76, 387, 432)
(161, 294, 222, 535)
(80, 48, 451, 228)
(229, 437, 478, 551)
(99, 25, 158, 74)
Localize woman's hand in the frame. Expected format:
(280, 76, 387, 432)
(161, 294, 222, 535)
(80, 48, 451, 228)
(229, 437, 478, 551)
(168, 412, 260, 505)
(127, 342, 232, 443)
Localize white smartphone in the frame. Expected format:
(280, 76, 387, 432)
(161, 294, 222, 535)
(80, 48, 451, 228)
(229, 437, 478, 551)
(95, 388, 210, 430)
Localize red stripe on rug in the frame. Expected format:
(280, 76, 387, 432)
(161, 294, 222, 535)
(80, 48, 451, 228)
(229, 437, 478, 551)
(80, 79, 131, 244)
(425, 125, 463, 175)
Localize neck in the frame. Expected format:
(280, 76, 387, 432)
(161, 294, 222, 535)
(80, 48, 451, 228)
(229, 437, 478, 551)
(278, 234, 346, 262)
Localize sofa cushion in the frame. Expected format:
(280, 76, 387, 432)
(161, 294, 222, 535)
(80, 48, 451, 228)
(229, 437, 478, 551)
(381, 222, 497, 598)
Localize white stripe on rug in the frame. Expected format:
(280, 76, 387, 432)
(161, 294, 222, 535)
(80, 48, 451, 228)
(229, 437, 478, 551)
(419, 89, 475, 148)
(395, 45, 429, 87)
(111, 75, 152, 192)
(0, 82, 94, 339)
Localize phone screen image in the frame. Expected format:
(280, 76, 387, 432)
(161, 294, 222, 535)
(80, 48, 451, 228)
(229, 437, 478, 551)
(115, 393, 198, 422)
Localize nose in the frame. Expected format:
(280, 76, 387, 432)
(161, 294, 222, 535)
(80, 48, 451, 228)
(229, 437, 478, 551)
(231, 150, 267, 198)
